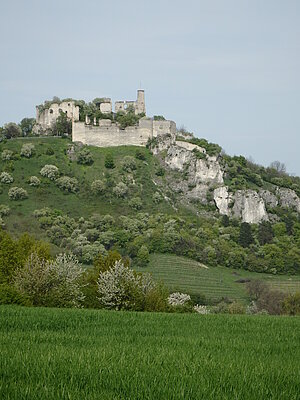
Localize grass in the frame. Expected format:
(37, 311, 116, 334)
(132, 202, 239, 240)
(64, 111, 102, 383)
(0, 305, 300, 399)
(135, 254, 300, 302)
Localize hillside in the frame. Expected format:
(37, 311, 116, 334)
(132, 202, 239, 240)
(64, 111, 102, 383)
(0, 136, 299, 281)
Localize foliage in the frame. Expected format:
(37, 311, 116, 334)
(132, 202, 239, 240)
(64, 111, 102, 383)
(121, 156, 136, 172)
(20, 143, 35, 158)
(136, 245, 150, 266)
(113, 182, 128, 198)
(281, 292, 300, 315)
(184, 137, 221, 156)
(115, 110, 145, 129)
(0, 204, 10, 216)
(77, 147, 94, 165)
(0, 284, 31, 306)
(97, 260, 165, 311)
(1, 150, 14, 161)
(104, 153, 115, 169)
(56, 176, 79, 193)
(246, 280, 285, 315)
(8, 187, 28, 200)
(3, 123, 22, 139)
(193, 304, 210, 314)
(128, 196, 142, 210)
(153, 115, 166, 121)
(51, 111, 72, 136)
(14, 253, 84, 307)
(135, 149, 146, 160)
(91, 179, 106, 194)
(20, 118, 36, 136)
(239, 222, 254, 248)
(0, 172, 13, 184)
(29, 176, 41, 186)
(40, 164, 59, 180)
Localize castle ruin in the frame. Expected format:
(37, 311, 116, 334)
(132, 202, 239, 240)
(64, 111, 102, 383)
(35, 90, 176, 147)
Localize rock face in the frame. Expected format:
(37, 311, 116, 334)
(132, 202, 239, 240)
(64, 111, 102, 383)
(152, 135, 300, 224)
(277, 188, 300, 212)
(232, 190, 268, 223)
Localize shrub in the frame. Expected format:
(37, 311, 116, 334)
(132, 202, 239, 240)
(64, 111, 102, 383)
(193, 304, 210, 314)
(29, 176, 41, 187)
(40, 164, 59, 180)
(153, 192, 162, 204)
(104, 153, 115, 169)
(168, 292, 191, 307)
(45, 147, 54, 155)
(3, 122, 22, 139)
(56, 176, 79, 193)
(97, 261, 163, 311)
(0, 172, 13, 184)
(155, 167, 165, 177)
(136, 245, 150, 266)
(91, 180, 105, 195)
(0, 284, 32, 306)
(20, 143, 35, 158)
(1, 150, 13, 161)
(129, 197, 142, 210)
(77, 147, 93, 165)
(0, 204, 10, 216)
(228, 301, 246, 314)
(122, 156, 137, 172)
(281, 292, 300, 316)
(135, 149, 146, 160)
(14, 253, 84, 307)
(8, 187, 28, 200)
(113, 182, 128, 198)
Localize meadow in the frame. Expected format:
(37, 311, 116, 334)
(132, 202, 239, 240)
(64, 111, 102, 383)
(1, 305, 300, 399)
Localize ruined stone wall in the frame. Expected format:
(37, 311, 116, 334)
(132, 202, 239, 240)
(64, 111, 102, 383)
(115, 90, 145, 115)
(36, 101, 79, 128)
(153, 120, 176, 137)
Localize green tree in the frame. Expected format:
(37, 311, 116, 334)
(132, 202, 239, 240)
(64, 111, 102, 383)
(137, 245, 150, 266)
(3, 123, 22, 139)
(20, 118, 36, 136)
(104, 153, 115, 169)
(258, 221, 274, 245)
(51, 111, 72, 136)
(239, 222, 254, 248)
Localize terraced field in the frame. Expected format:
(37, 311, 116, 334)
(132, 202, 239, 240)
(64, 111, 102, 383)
(135, 254, 300, 302)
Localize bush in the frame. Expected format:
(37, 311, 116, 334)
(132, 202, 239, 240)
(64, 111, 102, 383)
(104, 153, 115, 169)
(91, 180, 105, 195)
(153, 192, 162, 204)
(0, 172, 13, 184)
(122, 156, 137, 172)
(1, 150, 13, 161)
(281, 292, 300, 316)
(56, 176, 79, 193)
(40, 164, 59, 180)
(3, 123, 22, 139)
(168, 292, 191, 307)
(155, 167, 165, 177)
(113, 182, 128, 198)
(77, 147, 94, 165)
(8, 187, 28, 200)
(135, 149, 146, 160)
(14, 253, 84, 307)
(0, 204, 10, 216)
(136, 245, 150, 266)
(45, 147, 54, 155)
(29, 176, 41, 186)
(97, 260, 164, 311)
(129, 197, 142, 210)
(193, 304, 210, 314)
(0, 284, 32, 306)
(228, 301, 246, 314)
(20, 143, 35, 158)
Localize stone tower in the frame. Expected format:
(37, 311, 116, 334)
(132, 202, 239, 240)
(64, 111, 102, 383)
(136, 90, 145, 114)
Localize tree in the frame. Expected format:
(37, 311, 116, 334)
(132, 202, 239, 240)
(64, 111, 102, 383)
(20, 118, 35, 136)
(3, 123, 22, 139)
(104, 153, 115, 169)
(239, 222, 254, 248)
(136, 245, 150, 266)
(269, 160, 286, 175)
(77, 147, 93, 165)
(258, 221, 274, 245)
(281, 292, 300, 315)
(51, 111, 72, 136)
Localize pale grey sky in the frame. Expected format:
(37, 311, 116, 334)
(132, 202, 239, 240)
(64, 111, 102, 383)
(1, 0, 299, 174)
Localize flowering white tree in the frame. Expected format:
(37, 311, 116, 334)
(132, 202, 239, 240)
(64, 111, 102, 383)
(20, 143, 35, 158)
(14, 253, 84, 307)
(168, 292, 191, 307)
(97, 261, 156, 310)
(0, 172, 13, 184)
(8, 187, 28, 200)
(194, 304, 210, 314)
(29, 176, 41, 186)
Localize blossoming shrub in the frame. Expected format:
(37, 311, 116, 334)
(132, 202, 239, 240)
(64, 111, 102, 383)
(193, 304, 210, 314)
(29, 176, 41, 186)
(40, 164, 59, 180)
(20, 143, 35, 158)
(0, 205, 10, 217)
(168, 292, 192, 312)
(97, 260, 168, 311)
(121, 156, 137, 172)
(0, 172, 13, 184)
(91, 180, 106, 195)
(113, 182, 128, 198)
(8, 187, 28, 200)
(1, 150, 13, 161)
(56, 176, 79, 193)
(14, 253, 84, 307)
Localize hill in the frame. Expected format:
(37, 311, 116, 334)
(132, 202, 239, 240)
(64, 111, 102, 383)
(0, 136, 299, 281)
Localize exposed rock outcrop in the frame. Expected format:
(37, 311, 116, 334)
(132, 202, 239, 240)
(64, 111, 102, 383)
(232, 190, 268, 223)
(277, 188, 300, 212)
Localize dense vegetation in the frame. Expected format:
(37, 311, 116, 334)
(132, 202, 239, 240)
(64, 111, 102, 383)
(0, 137, 299, 277)
(1, 306, 300, 399)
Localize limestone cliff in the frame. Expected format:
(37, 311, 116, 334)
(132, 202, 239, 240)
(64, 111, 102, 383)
(152, 134, 300, 224)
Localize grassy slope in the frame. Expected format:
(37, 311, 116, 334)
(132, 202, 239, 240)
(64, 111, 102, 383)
(1, 306, 300, 400)
(0, 137, 179, 237)
(136, 254, 300, 301)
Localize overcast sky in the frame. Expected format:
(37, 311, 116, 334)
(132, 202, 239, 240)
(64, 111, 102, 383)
(1, 0, 299, 174)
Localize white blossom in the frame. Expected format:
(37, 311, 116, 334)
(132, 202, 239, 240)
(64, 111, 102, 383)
(168, 292, 191, 307)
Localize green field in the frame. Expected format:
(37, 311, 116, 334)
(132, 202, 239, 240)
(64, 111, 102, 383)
(0, 306, 300, 399)
(135, 254, 300, 302)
